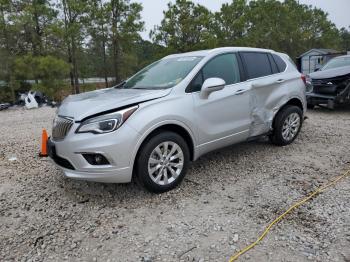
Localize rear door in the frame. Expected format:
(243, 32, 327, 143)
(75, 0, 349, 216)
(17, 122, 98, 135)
(239, 52, 288, 136)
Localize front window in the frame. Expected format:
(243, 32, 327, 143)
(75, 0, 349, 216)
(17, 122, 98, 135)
(123, 56, 203, 90)
(321, 56, 350, 71)
(187, 53, 241, 93)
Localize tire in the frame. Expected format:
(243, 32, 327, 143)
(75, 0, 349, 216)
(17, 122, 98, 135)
(135, 131, 190, 193)
(269, 105, 303, 146)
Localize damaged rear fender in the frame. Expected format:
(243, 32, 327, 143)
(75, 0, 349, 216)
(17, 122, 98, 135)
(249, 78, 305, 137)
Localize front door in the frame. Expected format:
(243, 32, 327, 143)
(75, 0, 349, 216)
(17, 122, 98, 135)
(190, 53, 251, 154)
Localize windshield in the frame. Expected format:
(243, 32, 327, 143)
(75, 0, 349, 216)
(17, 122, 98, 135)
(123, 56, 203, 89)
(321, 56, 350, 71)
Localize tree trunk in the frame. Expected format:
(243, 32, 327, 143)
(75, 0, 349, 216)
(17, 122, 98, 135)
(67, 44, 75, 93)
(113, 39, 120, 84)
(32, 1, 43, 85)
(62, 0, 75, 93)
(111, 0, 121, 84)
(33, 4, 43, 56)
(71, 37, 80, 94)
(103, 40, 108, 88)
(9, 75, 16, 104)
(62, 0, 80, 94)
(101, 21, 108, 88)
(1, 6, 16, 103)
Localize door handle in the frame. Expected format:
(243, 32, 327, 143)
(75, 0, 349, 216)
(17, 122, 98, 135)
(235, 89, 247, 95)
(276, 79, 285, 84)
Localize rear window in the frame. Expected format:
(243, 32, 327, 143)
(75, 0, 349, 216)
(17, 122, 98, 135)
(272, 54, 287, 72)
(240, 52, 272, 79)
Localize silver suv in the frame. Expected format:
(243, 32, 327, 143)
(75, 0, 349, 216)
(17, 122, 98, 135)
(48, 47, 306, 193)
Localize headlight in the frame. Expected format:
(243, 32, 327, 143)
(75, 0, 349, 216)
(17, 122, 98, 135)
(305, 75, 313, 93)
(305, 75, 311, 85)
(76, 105, 138, 134)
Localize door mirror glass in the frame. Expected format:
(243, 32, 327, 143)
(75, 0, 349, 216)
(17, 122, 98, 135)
(200, 78, 225, 99)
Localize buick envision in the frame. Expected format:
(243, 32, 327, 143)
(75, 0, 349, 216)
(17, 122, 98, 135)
(48, 47, 306, 193)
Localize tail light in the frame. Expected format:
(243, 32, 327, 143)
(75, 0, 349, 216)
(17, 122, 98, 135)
(301, 74, 306, 85)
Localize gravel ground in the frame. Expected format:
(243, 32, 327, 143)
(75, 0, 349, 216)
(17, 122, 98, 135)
(0, 106, 349, 262)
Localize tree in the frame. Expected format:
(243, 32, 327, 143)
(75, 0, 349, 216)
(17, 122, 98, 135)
(134, 39, 165, 68)
(14, 0, 58, 57)
(14, 55, 70, 99)
(0, 0, 347, 104)
(60, 0, 88, 94)
(107, 0, 144, 83)
(87, 0, 110, 87)
(242, 0, 341, 59)
(0, 0, 21, 102)
(150, 0, 216, 53)
(340, 27, 350, 51)
(213, 0, 248, 47)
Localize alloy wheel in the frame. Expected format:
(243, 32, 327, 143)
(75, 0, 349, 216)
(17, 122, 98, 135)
(282, 112, 301, 141)
(147, 141, 184, 186)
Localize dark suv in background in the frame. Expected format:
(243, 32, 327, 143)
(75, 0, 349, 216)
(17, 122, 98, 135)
(306, 55, 350, 109)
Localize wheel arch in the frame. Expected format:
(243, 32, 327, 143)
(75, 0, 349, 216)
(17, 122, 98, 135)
(272, 97, 304, 129)
(283, 97, 304, 112)
(131, 121, 196, 177)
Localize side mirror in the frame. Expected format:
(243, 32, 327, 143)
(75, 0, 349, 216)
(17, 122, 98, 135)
(200, 78, 226, 99)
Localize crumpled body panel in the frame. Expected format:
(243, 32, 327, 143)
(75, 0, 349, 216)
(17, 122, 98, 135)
(248, 73, 306, 137)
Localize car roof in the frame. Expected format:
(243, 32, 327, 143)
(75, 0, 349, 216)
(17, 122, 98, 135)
(164, 47, 275, 59)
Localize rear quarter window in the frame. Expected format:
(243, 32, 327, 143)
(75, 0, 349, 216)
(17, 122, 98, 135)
(240, 52, 272, 79)
(272, 54, 287, 72)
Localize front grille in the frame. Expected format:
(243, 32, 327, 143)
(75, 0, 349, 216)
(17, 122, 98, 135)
(311, 76, 349, 95)
(52, 116, 74, 140)
(312, 79, 327, 85)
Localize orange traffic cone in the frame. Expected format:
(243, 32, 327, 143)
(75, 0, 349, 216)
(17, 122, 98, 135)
(39, 129, 49, 157)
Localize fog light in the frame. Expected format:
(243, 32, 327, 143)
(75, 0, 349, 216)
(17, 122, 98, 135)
(83, 153, 110, 165)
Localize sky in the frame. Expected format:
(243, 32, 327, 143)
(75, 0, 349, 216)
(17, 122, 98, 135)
(136, 0, 350, 40)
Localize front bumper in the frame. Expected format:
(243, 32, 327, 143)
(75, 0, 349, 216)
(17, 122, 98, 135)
(306, 91, 350, 108)
(306, 78, 350, 108)
(306, 93, 336, 108)
(48, 122, 141, 183)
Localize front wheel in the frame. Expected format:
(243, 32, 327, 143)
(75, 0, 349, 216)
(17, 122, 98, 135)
(269, 105, 303, 146)
(135, 131, 190, 193)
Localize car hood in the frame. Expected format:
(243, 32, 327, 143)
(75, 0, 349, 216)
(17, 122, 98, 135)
(58, 88, 171, 121)
(309, 65, 350, 80)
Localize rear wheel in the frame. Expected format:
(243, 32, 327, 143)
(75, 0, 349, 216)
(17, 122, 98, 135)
(269, 105, 303, 146)
(135, 131, 190, 193)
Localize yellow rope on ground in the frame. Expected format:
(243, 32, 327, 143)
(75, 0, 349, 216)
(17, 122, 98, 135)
(229, 169, 350, 262)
